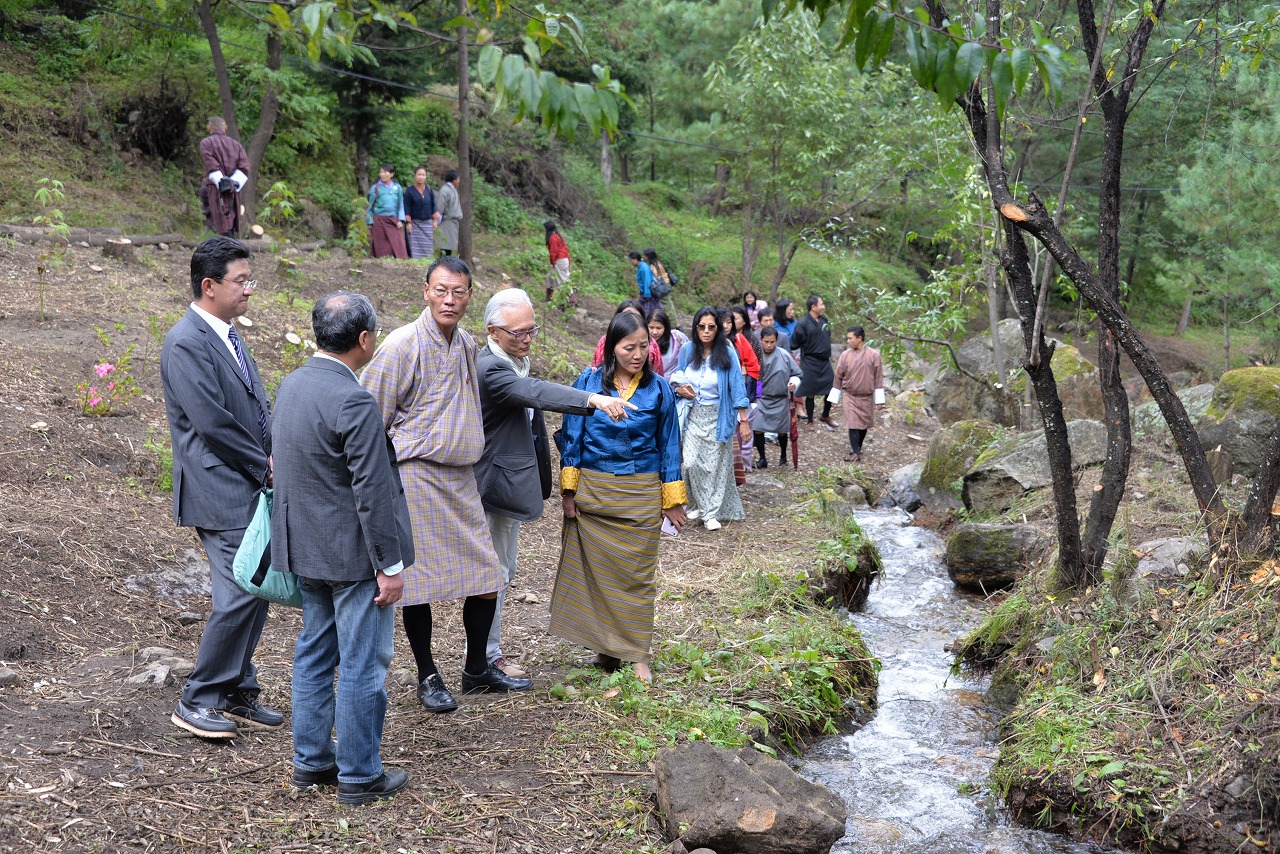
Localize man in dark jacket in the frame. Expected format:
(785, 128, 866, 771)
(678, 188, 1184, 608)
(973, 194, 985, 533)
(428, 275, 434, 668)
(271, 291, 412, 804)
(161, 236, 276, 739)
(475, 288, 634, 678)
(790, 293, 836, 427)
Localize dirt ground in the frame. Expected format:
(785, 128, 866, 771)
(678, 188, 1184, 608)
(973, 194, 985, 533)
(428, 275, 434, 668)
(0, 238, 933, 853)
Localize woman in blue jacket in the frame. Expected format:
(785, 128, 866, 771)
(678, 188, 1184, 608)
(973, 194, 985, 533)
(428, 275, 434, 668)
(668, 306, 750, 531)
(551, 311, 687, 684)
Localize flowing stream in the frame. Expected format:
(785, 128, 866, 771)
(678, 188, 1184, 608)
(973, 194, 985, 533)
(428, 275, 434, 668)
(800, 509, 1114, 853)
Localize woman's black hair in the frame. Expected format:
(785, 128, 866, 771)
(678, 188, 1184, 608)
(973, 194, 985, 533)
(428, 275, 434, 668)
(646, 307, 673, 352)
(731, 304, 763, 366)
(379, 163, 396, 176)
(689, 306, 732, 372)
(718, 307, 737, 342)
(742, 290, 758, 306)
(775, 298, 793, 319)
(615, 298, 646, 316)
(544, 220, 557, 245)
(642, 248, 659, 263)
(601, 311, 652, 393)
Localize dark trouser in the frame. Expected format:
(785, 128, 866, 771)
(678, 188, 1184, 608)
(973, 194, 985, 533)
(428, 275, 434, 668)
(402, 597, 496, 682)
(182, 527, 270, 709)
(753, 431, 789, 465)
(804, 396, 832, 423)
(849, 428, 868, 455)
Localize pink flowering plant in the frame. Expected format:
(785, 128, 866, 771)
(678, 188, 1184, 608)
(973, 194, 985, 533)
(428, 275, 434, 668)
(77, 329, 140, 416)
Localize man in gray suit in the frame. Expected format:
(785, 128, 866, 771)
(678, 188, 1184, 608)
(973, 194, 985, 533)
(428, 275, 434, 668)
(271, 292, 411, 805)
(161, 236, 280, 738)
(475, 288, 634, 678)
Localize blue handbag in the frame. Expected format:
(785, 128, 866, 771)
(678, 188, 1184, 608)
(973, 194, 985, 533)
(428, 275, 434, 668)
(232, 489, 303, 608)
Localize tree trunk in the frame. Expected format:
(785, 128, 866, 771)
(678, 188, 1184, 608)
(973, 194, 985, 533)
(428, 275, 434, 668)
(769, 238, 802, 302)
(1175, 296, 1192, 335)
(196, 0, 239, 142)
(1078, 2, 1135, 585)
(1242, 424, 1280, 555)
(1223, 297, 1231, 375)
(455, 0, 473, 266)
(600, 132, 612, 186)
(354, 134, 370, 197)
(240, 32, 283, 231)
(709, 162, 730, 217)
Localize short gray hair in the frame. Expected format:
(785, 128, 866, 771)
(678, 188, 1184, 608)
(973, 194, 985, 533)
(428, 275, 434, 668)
(313, 291, 377, 353)
(484, 287, 534, 328)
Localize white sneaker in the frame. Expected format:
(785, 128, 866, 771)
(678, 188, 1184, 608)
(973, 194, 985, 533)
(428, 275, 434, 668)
(704, 518, 721, 531)
(686, 509, 702, 521)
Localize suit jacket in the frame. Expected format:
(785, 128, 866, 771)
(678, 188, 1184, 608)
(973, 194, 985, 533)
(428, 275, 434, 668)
(270, 357, 414, 581)
(161, 308, 272, 530)
(475, 346, 594, 521)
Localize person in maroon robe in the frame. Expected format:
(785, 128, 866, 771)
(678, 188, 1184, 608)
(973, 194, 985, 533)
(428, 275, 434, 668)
(198, 117, 250, 238)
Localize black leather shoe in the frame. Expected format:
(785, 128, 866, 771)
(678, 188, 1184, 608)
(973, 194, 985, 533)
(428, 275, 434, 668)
(416, 674, 458, 713)
(222, 692, 285, 730)
(291, 766, 339, 789)
(171, 700, 238, 739)
(588, 654, 621, 673)
(461, 663, 533, 693)
(337, 768, 409, 805)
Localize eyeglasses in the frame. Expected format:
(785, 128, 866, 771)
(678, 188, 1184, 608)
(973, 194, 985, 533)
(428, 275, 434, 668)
(696, 323, 718, 331)
(216, 277, 259, 291)
(494, 325, 541, 341)
(428, 286, 471, 300)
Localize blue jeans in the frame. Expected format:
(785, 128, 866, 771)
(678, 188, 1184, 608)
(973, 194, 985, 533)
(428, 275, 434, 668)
(292, 576, 394, 784)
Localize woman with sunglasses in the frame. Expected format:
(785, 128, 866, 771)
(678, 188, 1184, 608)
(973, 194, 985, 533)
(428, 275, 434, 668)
(668, 307, 750, 531)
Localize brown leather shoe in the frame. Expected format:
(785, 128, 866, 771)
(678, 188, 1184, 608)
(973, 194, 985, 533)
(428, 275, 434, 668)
(491, 656, 528, 678)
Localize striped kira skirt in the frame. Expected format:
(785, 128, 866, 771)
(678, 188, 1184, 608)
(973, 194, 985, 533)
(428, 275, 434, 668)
(549, 470, 661, 663)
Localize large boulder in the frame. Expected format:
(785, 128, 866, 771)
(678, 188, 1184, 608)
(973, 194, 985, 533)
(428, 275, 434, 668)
(654, 742, 846, 854)
(922, 319, 1101, 426)
(917, 420, 1002, 511)
(1195, 367, 1280, 478)
(1132, 384, 1215, 440)
(944, 523, 1049, 592)
(962, 419, 1108, 516)
(877, 462, 923, 512)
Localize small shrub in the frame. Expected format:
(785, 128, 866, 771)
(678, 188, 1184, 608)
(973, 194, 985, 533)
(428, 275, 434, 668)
(77, 327, 141, 416)
(473, 178, 526, 234)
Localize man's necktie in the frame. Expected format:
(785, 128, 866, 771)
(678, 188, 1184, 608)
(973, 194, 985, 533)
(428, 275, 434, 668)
(227, 325, 269, 447)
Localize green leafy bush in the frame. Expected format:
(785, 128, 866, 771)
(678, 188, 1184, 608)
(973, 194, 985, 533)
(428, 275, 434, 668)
(473, 177, 526, 234)
(370, 99, 455, 176)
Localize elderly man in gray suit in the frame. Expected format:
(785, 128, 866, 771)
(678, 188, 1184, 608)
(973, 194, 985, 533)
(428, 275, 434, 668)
(271, 292, 412, 805)
(161, 236, 280, 739)
(475, 288, 635, 679)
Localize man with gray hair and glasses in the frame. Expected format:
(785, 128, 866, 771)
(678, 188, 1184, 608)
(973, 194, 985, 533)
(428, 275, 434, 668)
(271, 292, 412, 804)
(362, 257, 532, 714)
(475, 288, 635, 680)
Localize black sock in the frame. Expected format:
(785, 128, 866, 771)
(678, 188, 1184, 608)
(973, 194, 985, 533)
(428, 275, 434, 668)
(822, 398, 833, 419)
(805, 397, 815, 423)
(778, 434, 788, 464)
(402, 604, 437, 682)
(462, 596, 497, 675)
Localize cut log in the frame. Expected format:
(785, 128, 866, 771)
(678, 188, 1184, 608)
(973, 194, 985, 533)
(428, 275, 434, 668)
(103, 238, 135, 263)
(295, 240, 326, 251)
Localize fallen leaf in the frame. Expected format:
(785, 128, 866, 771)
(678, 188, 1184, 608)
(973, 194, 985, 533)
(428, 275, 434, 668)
(602, 687, 619, 699)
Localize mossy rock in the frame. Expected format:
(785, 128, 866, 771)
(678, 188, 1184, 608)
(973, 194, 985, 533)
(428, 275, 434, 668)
(1008, 343, 1103, 421)
(918, 420, 1002, 511)
(1195, 367, 1280, 478)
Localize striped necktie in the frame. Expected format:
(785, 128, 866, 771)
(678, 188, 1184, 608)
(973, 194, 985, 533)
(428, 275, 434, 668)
(227, 325, 269, 448)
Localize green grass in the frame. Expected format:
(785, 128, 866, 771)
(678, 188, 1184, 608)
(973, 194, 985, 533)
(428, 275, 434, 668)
(960, 551, 1280, 848)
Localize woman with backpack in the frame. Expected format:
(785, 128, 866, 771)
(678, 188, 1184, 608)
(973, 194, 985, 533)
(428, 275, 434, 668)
(643, 249, 676, 307)
(365, 163, 408, 259)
